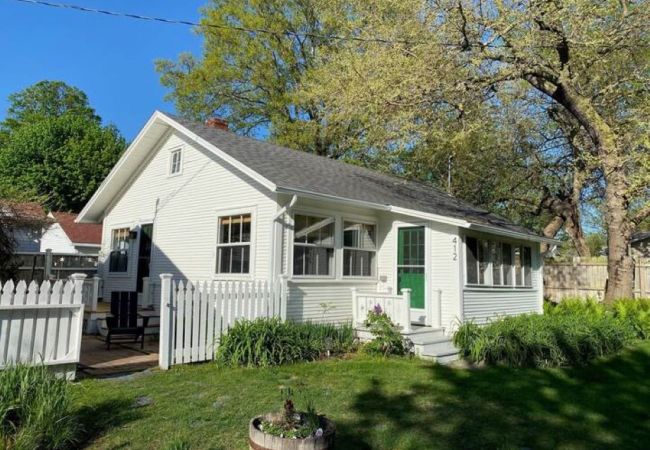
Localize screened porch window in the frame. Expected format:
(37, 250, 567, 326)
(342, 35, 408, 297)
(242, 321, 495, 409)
(343, 221, 376, 277)
(293, 214, 334, 276)
(466, 236, 532, 287)
(216, 214, 251, 274)
(109, 228, 129, 272)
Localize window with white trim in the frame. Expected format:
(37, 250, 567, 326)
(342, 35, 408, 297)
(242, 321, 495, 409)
(216, 214, 251, 274)
(343, 221, 376, 277)
(170, 148, 182, 175)
(465, 236, 532, 287)
(109, 228, 129, 272)
(293, 214, 335, 276)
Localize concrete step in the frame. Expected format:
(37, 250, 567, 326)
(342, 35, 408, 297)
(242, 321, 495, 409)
(413, 336, 460, 365)
(402, 327, 446, 343)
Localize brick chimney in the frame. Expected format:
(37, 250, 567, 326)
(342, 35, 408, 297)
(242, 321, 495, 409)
(205, 117, 229, 131)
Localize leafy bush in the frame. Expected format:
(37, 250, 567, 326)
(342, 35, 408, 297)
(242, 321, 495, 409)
(544, 297, 607, 318)
(456, 298, 650, 368)
(454, 312, 635, 368)
(216, 318, 356, 367)
(363, 305, 411, 356)
(612, 298, 650, 339)
(0, 365, 78, 450)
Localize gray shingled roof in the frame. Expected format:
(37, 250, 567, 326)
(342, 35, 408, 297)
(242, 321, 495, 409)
(171, 114, 540, 238)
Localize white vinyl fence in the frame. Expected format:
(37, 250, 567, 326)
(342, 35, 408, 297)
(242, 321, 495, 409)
(0, 274, 86, 379)
(158, 274, 288, 369)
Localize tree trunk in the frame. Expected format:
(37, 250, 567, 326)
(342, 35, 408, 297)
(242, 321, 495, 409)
(542, 80, 635, 300)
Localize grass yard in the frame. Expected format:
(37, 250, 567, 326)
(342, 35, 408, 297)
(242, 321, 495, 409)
(72, 342, 650, 450)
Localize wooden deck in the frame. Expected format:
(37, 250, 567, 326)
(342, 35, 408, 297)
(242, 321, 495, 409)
(78, 336, 159, 378)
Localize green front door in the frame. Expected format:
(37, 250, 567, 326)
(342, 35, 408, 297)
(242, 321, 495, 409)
(397, 226, 425, 309)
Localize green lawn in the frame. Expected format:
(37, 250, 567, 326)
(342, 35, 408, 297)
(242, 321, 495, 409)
(72, 342, 650, 450)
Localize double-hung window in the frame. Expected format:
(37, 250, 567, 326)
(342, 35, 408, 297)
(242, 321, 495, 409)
(169, 148, 182, 175)
(293, 214, 335, 276)
(216, 214, 251, 274)
(109, 228, 130, 272)
(343, 221, 376, 277)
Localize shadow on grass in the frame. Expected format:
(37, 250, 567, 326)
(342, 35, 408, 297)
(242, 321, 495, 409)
(336, 346, 650, 449)
(75, 398, 142, 449)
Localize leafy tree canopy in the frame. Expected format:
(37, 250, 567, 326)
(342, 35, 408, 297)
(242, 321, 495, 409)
(0, 81, 126, 212)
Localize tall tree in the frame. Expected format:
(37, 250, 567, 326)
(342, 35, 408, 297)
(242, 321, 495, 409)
(156, 0, 349, 157)
(306, 0, 649, 299)
(0, 81, 127, 212)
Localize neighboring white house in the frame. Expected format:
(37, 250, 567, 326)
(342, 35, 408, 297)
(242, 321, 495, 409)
(11, 206, 102, 255)
(39, 211, 102, 255)
(77, 111, 559, 348)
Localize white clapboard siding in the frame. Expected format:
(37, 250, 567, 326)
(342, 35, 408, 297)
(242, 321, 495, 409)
(0, 275, 85, 379)
(158, 275, 288, 369)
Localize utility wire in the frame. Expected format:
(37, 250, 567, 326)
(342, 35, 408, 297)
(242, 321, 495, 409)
(10, 0, 419, 45)
(9, 0, 649, 49)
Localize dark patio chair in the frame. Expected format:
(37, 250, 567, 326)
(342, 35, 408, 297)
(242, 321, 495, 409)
(106, 291, 144, 350)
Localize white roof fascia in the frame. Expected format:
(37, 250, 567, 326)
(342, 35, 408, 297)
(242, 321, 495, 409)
(77, 112, 165, 223)
(275, 187, 392, 211)
(467, 223, 562, 244)
(388, 206, 469, 228)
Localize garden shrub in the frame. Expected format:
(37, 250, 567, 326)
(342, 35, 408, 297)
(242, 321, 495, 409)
(612, 298, 650, 339)
(215, 318, 356, 367)
(0, 365, 78, 450)
(454, 308, 637, 368)
(362, 305, 411, 356)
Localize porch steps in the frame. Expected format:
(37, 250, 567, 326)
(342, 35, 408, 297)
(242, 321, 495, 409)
(356, 325, 460, 365)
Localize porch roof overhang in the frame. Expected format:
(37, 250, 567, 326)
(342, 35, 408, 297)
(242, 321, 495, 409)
(277, 187, 562, 245)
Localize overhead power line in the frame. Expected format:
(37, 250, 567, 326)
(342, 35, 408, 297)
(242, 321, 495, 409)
(9, 0, 649, 50)
(10, 0, 418, 45)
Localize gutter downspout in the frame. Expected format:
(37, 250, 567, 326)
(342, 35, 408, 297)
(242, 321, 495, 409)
(270, 195, 297, 280)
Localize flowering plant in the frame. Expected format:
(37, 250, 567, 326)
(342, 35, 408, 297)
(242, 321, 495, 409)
(363, 304, 412, 356)
(258, 388, 324, 439)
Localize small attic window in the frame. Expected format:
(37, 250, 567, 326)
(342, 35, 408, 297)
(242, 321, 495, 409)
(169, 148, 182, 175)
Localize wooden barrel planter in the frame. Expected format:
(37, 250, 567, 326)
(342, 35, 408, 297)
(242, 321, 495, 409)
(249, 415, 336, 450)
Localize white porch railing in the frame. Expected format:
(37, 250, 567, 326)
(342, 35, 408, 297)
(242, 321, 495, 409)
(352, 288, 413, 332)
(352, 287, 443, 331)
(158, 275, 288, 369)
(0, 274, 86, 379)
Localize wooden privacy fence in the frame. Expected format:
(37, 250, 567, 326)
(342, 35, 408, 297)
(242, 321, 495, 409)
(544, 258, 650, 301)
(158, 274, 288, 369)
(0, 274, 86, 379)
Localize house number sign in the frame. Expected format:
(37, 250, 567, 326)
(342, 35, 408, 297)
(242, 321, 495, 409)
(452, 237, 458, 261)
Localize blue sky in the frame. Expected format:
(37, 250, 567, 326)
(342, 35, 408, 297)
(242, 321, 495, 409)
(0, 0, 206, 139)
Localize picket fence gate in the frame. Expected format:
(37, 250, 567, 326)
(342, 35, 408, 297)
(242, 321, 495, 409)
(158, 274, 288, 369)
(0, 274, 86, 379)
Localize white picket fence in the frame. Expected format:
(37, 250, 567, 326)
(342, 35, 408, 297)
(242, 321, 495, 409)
(158, 274, 288, 369)
(0, 274, 86, 379)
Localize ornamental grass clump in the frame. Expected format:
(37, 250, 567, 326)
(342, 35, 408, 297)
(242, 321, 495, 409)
(0, 365, 78, 450)
(215, 318, 355, 367)
(454, 309, 636, 368)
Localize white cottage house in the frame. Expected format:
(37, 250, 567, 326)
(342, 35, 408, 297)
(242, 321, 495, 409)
(77, 111, 558, 360)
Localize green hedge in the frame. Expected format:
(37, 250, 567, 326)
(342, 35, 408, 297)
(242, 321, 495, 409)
(454, 298, 650, 368)
(215, 318, 356, 367)
(0, 365, 78, 450)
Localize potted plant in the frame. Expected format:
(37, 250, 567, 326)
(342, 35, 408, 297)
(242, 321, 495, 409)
(248, 389, 335, 450)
